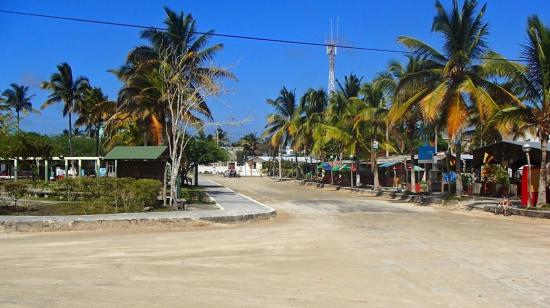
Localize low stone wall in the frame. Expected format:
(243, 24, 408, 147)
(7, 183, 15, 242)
(296, 179, 434, 204)
(0, 210, 276, 233)
(483, 205, 550, 219)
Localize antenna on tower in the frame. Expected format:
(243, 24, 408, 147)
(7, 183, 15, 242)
(336, 16, 339, 54)
(326, 17, 339, 94)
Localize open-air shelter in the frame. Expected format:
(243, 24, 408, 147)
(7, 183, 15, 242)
(0, 156, 101, 181)
(472, 141, 550, 201)
(472, 141, 550, 170)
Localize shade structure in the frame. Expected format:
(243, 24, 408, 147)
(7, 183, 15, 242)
(317, 162, 332, 171)
(104, 146, 168, 160)
(379, 161, 423, 171)
(332, 164, 351, 171)
(378, 161, 400, 168)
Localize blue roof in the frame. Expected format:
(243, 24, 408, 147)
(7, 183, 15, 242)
(379, 161, 400, 168)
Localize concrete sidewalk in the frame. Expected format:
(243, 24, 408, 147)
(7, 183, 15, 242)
(0, 179, 276, 232)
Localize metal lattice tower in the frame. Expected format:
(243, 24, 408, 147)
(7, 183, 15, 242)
(326, 18, 338, 94)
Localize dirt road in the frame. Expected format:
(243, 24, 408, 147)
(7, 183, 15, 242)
(1, 175, 550, 307)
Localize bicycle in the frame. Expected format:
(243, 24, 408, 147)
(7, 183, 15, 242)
(494, 198, 513, 216)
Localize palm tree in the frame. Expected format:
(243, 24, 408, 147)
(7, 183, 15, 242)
(263, 87, 297, 150)
(76, 87, 115, 156)
(337, 74, 362, 99)
(317, 74, 366, 161)
(240, 133, 260, 157)
(112, 7, 235, 147)
(0, 84, 36, 130)
(381, 56, 438, 190)
(41, 63, 89, 156)
(112, 69, 165, 145)
(215, 128, 229, 146)
(354, 82, 392, 189)
(490, 15, 550, 206)
(292, 88, 328, 155)
(396, 0, 521, 194)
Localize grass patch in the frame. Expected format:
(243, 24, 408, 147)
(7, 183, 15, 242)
(0, 200, 166, 216)
(0, 184, 216, 216)
(181, 186, 215, 204)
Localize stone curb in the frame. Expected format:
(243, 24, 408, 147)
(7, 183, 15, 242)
(290, 179, 550, 219)
(482, 205, 550, 219)
(0, 210, 276, 233)
(295, 179, 434, 205)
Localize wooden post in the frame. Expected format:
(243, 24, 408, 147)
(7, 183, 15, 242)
(96, 158, 100, 177)
(44, 160, 49, 182)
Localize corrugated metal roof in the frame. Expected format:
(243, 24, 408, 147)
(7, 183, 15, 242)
(103, 146, 168, 160)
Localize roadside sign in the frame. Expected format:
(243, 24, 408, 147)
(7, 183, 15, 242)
(418, 144, 435, 163)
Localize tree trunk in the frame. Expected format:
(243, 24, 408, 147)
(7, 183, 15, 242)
(408, 123, 415, 192)
(455, 133, 463, 195)
(385, 126, 389, 158)
(194, 163, 198, 187)
(68, 112, 73, 156)
(410, 147, 416, 192)
(95, 123, 101, 157)
(537, 136, 548, 207)
(295, 153, 299, 179)
(143, 127, 148, 146)
(16, 111, 20, 131)
(373, 150, 379, 189)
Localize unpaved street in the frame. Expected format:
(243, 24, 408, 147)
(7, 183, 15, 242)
(1, 175, 550, 307)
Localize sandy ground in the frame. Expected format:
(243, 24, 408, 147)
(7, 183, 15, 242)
(1, 175, 550, 307)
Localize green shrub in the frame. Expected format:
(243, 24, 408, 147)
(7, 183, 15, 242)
(482, 164, 510, 186)
(131, 179, 162, 209)
(48, 177, 162, 212)
(3, 182, 28, 207)
(51, 178, 80, 201)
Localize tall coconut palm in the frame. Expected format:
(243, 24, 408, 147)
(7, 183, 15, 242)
(289, 88, 329, 178)
(0, 83, 36, 130)
(41, 63, 89, 156)
(113, 7, 234, 145)
(353, 82, 393, 189)
(381, 56, 439, 190)
(76, 87, 116, 156)
(396, 0, 521, 194)
(329, 74, 362, 119)
(291, 88, 328, 154)
(215, 128, 229, 146)
(263, 87, 297, 150)
(489, 15, 550, 206)
(240, 133, 260, 157)
(317, 74, 366, 160)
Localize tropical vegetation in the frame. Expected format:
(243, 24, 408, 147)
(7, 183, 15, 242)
(260, 0, 549, 204)
(0, 83, 36, 130)
(1, 1, 549, 207)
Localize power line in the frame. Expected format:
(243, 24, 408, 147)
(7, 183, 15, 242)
(0, 9, 526, 62)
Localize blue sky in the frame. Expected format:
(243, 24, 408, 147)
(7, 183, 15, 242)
(1, 0, 548, 141)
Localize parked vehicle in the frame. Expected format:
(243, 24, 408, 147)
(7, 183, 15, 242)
(224, 169, 240, 178)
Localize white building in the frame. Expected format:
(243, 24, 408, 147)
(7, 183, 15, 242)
(197, 155, 319, 177)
